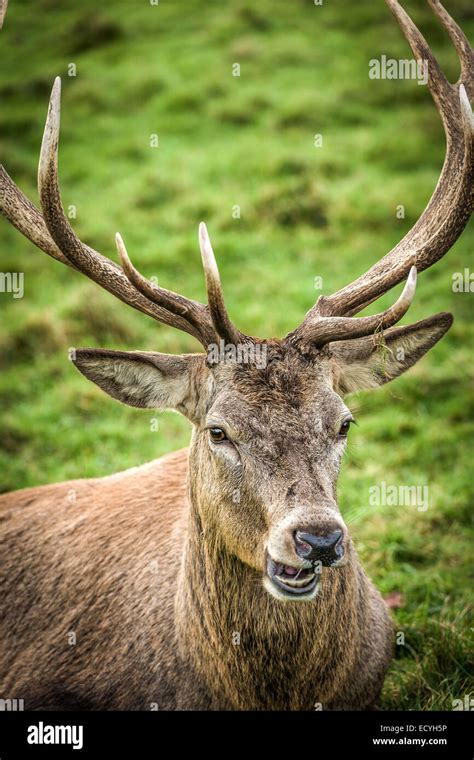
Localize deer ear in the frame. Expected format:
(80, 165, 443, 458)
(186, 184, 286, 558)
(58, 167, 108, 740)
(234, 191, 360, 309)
(72, 349, 205, 418)
(330, 313, 453, 395)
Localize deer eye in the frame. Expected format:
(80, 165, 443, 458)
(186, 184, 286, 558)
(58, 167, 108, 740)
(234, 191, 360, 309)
(338, 418, 353, 437)
(209, 427, 228, 444)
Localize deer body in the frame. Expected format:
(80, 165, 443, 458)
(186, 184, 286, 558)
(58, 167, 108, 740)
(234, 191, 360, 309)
(0, 447, 392, 710)
(0, 0, 472, 711)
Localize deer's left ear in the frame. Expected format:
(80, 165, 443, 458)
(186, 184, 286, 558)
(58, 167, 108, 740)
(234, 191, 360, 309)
(330, 313, 453, 395)
(72, 349, 207, 421)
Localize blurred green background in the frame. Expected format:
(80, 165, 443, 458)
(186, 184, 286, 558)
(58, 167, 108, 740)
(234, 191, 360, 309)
(0, 0, 472, 709)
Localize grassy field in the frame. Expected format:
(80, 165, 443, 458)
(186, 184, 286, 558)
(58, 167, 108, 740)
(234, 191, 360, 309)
(0, 0, 472, 710)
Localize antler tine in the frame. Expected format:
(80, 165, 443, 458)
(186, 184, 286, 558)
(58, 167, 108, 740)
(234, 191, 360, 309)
(199, 222, 241, 346)
(35, 77, 218, 347)
(288, 0, 473, 347)
(116, 233, 216, 345)
(428, 0, 474, 99)
(288, 267, 417, 347)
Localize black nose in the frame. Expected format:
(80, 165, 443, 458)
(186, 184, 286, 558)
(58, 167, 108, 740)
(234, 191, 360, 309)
(295, 529, 344, 566)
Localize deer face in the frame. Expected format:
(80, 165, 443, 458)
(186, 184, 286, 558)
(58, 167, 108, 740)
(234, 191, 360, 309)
(189, 345, 351, 601)
(75, 314, 452, 602)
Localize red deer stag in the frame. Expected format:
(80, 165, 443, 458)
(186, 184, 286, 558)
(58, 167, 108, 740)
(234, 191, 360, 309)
(0, 0, 472, 710)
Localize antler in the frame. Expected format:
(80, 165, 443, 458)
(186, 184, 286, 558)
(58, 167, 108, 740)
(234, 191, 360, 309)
(287, 0, 473, 348)
(116, 226, 240, 346)
(1, 1, 471, 355)
(0, 77, 240, 350)
(0, 0, 8, 30)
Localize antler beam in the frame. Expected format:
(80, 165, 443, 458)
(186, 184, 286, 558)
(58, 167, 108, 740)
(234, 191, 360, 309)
(287, 0, 473, 348)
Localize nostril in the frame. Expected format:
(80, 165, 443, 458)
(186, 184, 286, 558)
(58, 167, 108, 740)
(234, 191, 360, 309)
(294, 532, 313, 557)
(295, 529, 344, 565)
(334, 531, 344, 558)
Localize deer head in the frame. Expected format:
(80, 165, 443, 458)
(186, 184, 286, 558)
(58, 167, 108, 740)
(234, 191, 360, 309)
(1, 0, 472, 600)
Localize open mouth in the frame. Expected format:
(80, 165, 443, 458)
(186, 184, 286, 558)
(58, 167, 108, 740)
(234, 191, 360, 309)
(266, 555, 320, 598)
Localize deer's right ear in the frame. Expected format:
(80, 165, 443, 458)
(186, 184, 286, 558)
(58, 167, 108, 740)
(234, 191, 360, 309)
(72, 349, 206, 419)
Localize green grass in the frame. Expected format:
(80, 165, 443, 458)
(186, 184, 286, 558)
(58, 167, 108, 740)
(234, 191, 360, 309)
(0, 0, 472, 710)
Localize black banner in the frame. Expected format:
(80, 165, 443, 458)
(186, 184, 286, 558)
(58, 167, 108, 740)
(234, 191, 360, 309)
(0, 710, 472, 758)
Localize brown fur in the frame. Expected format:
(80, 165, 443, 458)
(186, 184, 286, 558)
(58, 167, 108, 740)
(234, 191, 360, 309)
(0, 0, 470, 713)
(0, 446, 392, 711)
(0, 344, 400, 711)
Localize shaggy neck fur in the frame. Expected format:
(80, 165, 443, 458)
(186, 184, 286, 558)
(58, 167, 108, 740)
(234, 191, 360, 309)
(175, 487, 368, 710)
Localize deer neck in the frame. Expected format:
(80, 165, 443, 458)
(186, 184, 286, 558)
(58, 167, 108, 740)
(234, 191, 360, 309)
(175, 493, 364, 709)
